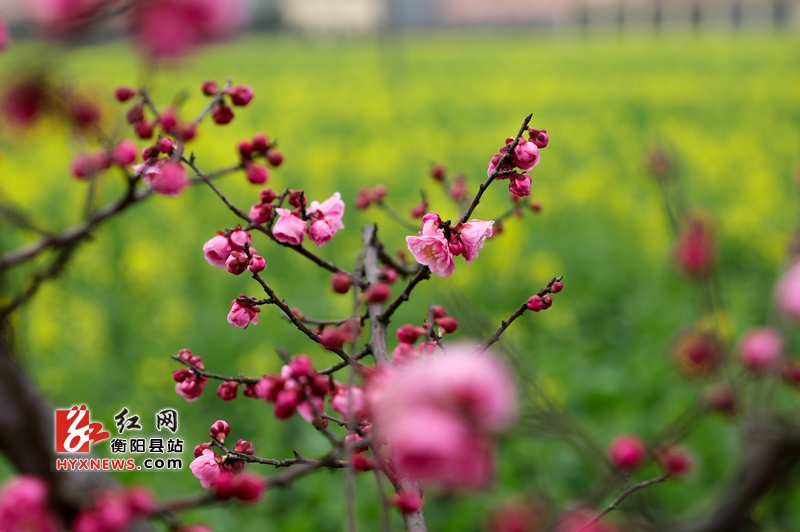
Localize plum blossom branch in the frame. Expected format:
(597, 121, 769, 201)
(477, 275, 563, 354)
(576, 472, 671, 532)
(210, 437, 351, 469)
(193, 78, 232, 124)
(459, 113, 533, 224)
(318, 346, 372, 376)
(170, 354, 260, 384)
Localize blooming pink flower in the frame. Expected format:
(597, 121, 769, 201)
(0, 476, 59, 532)
(330, 385, 367, 419)
(307, 192, 345, 247)
(190, 449, 222, 489)
(406, 218, 456, 277)
(273, 208, 306, 245)
(254, 375, 285, 401)
(509, 173, 532, 198)
(608, 434, 646, 470)
(134, 160, 188, 197)
(459, 220, 494, 264)
(296, 395, 325, 423)
(512, 138, 540, 171)
(228, 228, 251, 251)
(203, 235, 231, 268)
(227, 298, 260, 329)
(775, 259, 800, 320)
(738, 328, 783, 373)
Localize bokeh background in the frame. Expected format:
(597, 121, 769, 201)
(1, 1, 800, 530)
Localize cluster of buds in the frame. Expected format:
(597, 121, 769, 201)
(487, 126, 549, 198)
(609, 434, 693, 479)
(0, 476, 59, 532)
(390, 307, 458, 364)
(428, 164, 469, 203)
(72, 487, 154, 532)
(272, 191, 345, 248)
(249, 354, 332, 422)
(406, 213, 494, 277)
(173, 349, 208, 401)
(318, 318, 361, 351)
(202, 226, 265, 277)
(354, 184, 387, 210)
(409, 195, 429, 219)
(249, 187, 279, 224)
(236, 132, 283, 185)
(116, 87, 196, 141)
(201, 80, 254, 125)
(526, 278, 563, 312)
(190, 421, 264, 503)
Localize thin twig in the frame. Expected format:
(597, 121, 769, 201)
(576, 472, 671, 532)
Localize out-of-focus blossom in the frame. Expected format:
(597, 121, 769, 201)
(775, 259, 800, 320)
(608, 434, 646, 470)
(0, 476, 59, 532)
(738, 328, 783, 373)
(674, 216, 715, 277)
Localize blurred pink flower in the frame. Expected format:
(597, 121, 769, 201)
(608, 434, 646, 470)
(190, 449, 222, 489)
(775, 259, 800, 320)
(273, 209, 306, 246)
(0, 476, 59, 532)
(134, 160, 188, 197)
(459, 220, 494, 264)
(738, 327, 783, 373)
(29, 0, 104, 35)
(406, 217, 456, 277)
(329, 384, 366, 419)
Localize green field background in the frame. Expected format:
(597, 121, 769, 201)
(1, 32, 800, 530)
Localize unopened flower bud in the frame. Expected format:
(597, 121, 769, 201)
(134, 120, 154, 139)
(526, 295, 544, 311)
(608, 434, 646, 470)
(248, 254, 266, 273)
(267, 150, 284, 167)
(550, 280, 563, 293)
(390, 490, 423, 514)
(249, 202, 274, 224)
(541, 295, 553, 309)
(159, 108, 177, 132)
(126, 103, 144, 124)
(255, 375, 285, 401)
(331, 272, 352, 294)
(157, 137, 174, 154)
(431, 164, 445, 181)
(355, 188, 372, 209)
(674, 217, 715, 277)
(112, 140, 137, 166)
(705, 384, 736, 415)
(528, 128, 549, 149)
(234, 439, 255, 455)
(289, 354, 314, 379)
(115, 86, 137, 102)
(364, 283, 390, 303)
(193, 442, 211, 458)
(380, 265, 397, 284)
(310, 374, 331, 396)
(225, 251, 249, 275)
(201, 80, 219, 96)
(657, 446, 693, 479)
(252, 133, 269, 152)
(432, 306, 447, 319)
(238, 140, 253, 159)
(173, 368, 191, 383)
(180, 123, 197, 142)
(396, 324, 425, 344)
(319, 327, 348, 350)
(260, 188, 279, 203)
(212, 103, 234, 125)
(435, 316, 458, 334)
(738, 328, 783, 374)
(245, 164, 268, 185)
(216, 382, 239, 401)
(226, 84, 254, 106)
(784, 360, 800, 388)
(209, 420, 231, 442)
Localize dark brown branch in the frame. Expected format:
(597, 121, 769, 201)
(477, 275, 563, 354)
(459, 113, 532, 224)
(0, 246, 76, 321)
(576, 472, 671, 532)
(318, 346, 372, 376)
(171, 355, 260, 384)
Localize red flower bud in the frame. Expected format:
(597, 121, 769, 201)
(252, 133, 269, 152)
(226, 84, 254, 106)
(115, 86, 137, 102)
(364, 283, 390, 303)
(126, 103, 144, 124)
(216, 382, 239, 401)
(157, 137, 174, 154)
(238, 140, 253, 159)
(212, 103, 234, 125)
(201, 80, 219, 96)
(331, 272, 352, 294)
(431, 164, 445, 181)
(159, 107, 177, 132)
(267, 150, 284, 167)
(133, 120, 154, 139)
(608, 434, 646, 470)
(209, 420, 230, 442)
(435, 316, 458, 334)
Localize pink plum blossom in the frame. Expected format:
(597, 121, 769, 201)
(330, 385, 367, 419)
(307, 192, 345, 247)
(392, 342, 420, 364)
(203, 235, 231, 268)
(406, 218, 456, 277)
(229, 227, 251, 251)
(296, 396, 325, 423)
(190, 449, 222, 489)
(738, 328, 783, 373)
(459, 220, 494, 264)
(775, 259, 800, 320)
(227, 299, 260, 329)
(273, 208, 306, 246)
(175, 373, 207, 401)
(511, 138, 540, 171)
(509, 173, 532, 198)
(134, 160, 188, 197)
(0, 476, 59, 532)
